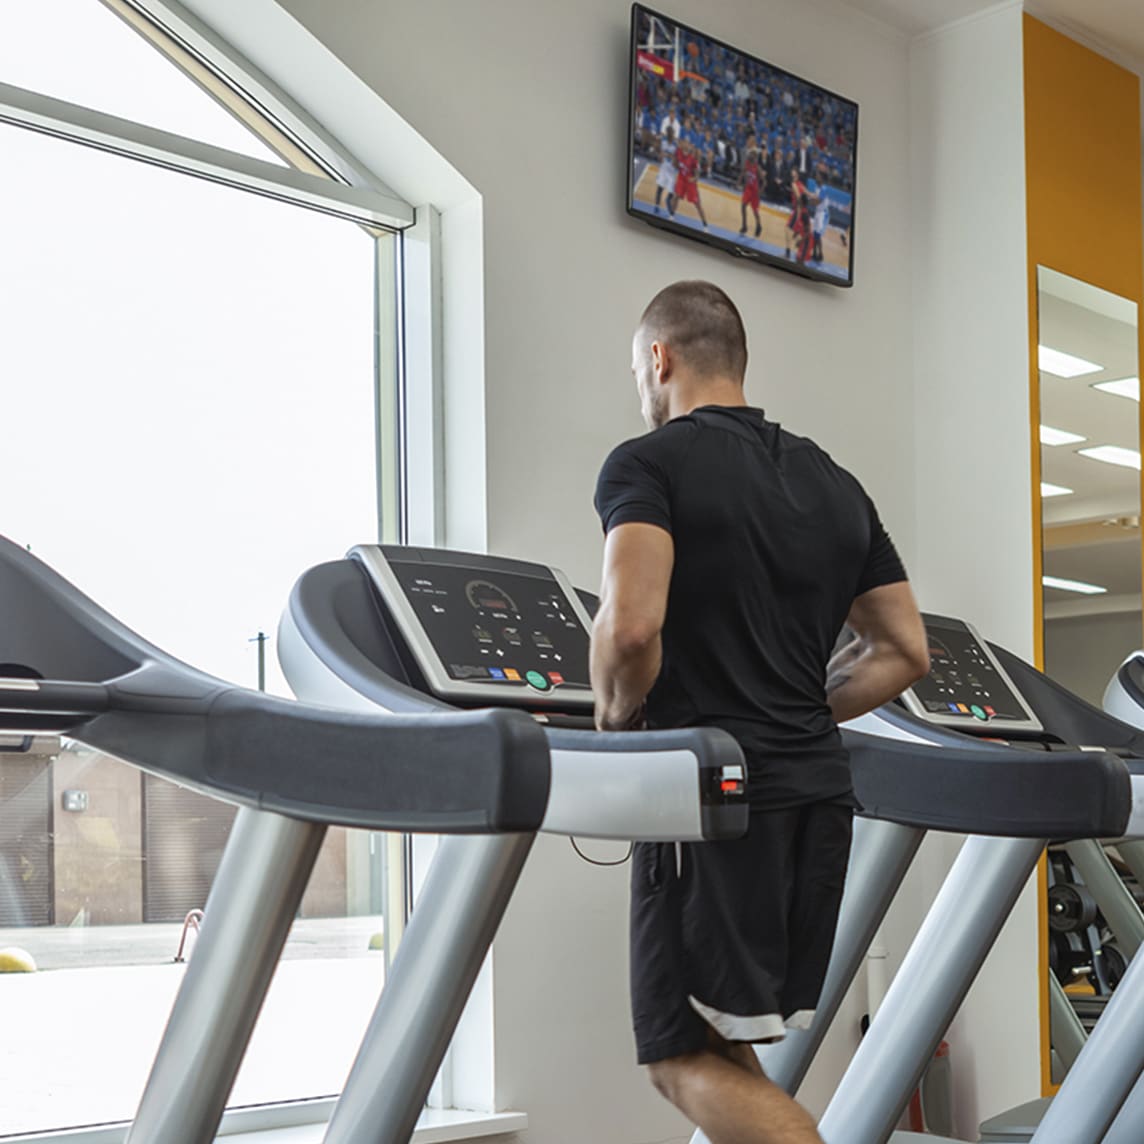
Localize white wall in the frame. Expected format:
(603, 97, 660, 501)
(906, 4, 1039, 1137)
(271, 0, 916, 588)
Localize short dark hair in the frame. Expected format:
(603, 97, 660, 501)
(638, 280, 748, 382)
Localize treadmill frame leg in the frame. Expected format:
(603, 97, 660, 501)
(127, 806, 327, 1144)
(817, 834, 1046, 1144)
(1031, 935, 1144, 1143)
(324, 832, 536, 1144)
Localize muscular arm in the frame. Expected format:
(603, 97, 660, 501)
(826, 581, 930, 724)
(590, 523, 674, 732)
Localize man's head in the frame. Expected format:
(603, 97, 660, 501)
(631, 281, 748, 430)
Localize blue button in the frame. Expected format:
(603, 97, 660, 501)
(947, 702, 959, 712)
(488, 667, 505, 680)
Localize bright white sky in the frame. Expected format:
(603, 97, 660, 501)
(0, 2, 383, 1127)
(0, 0, 380, 695)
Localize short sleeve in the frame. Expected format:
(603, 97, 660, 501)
(856, 499, 907, 595)
(594, 439, 673, 535)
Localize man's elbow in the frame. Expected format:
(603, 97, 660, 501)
(597, 611, 661, 659)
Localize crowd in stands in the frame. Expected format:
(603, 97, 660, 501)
(633, 22, 857, 207)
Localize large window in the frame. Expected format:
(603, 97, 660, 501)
(0, 1, 410, 1135)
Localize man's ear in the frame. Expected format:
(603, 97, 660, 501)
(651, 340, 674, 384)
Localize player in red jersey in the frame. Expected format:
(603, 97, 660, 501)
(785, 172, 814, 264)
(673, 140, 709, 230)
(739, 141, 763, 238)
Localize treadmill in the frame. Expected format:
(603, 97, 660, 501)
(0, 535, 553, 1144)
(744, 615, 1144, 1144)
(280, 548, 1132, 1144)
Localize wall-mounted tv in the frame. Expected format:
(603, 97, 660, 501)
(627, 5, 858, 287)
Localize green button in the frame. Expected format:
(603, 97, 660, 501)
(970, 704, 987, 721)
(525, 670, 550, 691)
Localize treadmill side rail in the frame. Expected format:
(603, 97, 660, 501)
(844, 730, 1130, 839)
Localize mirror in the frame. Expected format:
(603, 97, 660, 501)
(1038, 267, 1141, 702)
(1036, 267, 1141, 1083)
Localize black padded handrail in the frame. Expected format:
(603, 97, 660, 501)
(0, 537, 551, 833)
(844, 730, 1130, 839)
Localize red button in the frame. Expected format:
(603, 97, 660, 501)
(985, 706, 995, 716)
(548, 672, 564, 685)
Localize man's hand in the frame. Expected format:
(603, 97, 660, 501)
(590, 523, 673, 732)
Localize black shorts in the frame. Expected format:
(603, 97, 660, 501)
(630, 798, 853, 1065)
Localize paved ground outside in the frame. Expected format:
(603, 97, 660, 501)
(0, 942, 386, 1137)
(0, 914, 383, 970)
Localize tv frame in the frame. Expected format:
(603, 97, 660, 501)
(625, 4, 859, 288)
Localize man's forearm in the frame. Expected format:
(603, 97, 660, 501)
(590, 623, 662, 731)
(826, 636, 923, 724)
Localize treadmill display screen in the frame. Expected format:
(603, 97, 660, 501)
(385, 555, 592, 702)
(903, 615, 1040, 731)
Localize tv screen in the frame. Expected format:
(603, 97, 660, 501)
(627, 5, 858, 287)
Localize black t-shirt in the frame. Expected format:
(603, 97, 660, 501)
(594, 405, 907, 809)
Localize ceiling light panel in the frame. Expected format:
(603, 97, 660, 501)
(1078, 445, 1142, 471)
(1039, 426, 1086, 447)
(1042, 575, 1107, 595)
(1092, 377, 1140, 401)
(1040, 482, 1074, 497)
(1038, 344, 1104, 378)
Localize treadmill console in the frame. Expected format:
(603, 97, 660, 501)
(354, 545, 595, 711)
(900, 615, 1043, 734)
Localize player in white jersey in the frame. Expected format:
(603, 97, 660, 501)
(654, 126, 679, 216)
(812, 194, 830, 262)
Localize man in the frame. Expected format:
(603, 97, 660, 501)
(673, 139, 709, 230)
(653, 126, 679, 216)
(739, 142, 764, 238)
(659, 99, 683, 142)
(591, 281, 928, 1144)
(786, 171, 813, 263)
(812, 192, 830, 263)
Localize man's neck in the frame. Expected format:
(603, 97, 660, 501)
(670, 380, 749, 421)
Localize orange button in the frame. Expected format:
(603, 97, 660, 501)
(956, 703, 969, 713)
(504, 668, 521, 681)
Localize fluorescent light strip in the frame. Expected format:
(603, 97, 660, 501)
(1038, 344, 1104, 378)
(1040, 482, 1074, 498)
(1078, 445, 1142, 471)
(1043, 575, 1107, 596)
(1039, 425, 1086, 447)
(1093, 377, 1140, 401)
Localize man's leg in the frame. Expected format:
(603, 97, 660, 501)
(647, 1048, 822, 1144)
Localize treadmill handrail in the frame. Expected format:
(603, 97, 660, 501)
(0, 666, 550, 834)
(0, 538, 552, 834)
(844, 728, 1131, 838)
